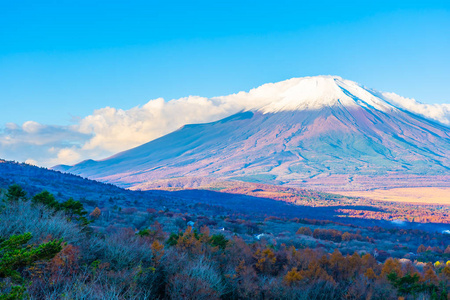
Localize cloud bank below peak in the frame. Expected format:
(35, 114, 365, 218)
(381, 92, 450, 125)
(1, 76, 449, 167)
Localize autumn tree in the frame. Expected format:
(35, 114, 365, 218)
(417, 244, 427, 253)
(329, 249, 348, 281)
(444, 246, 450, 254)
(296, 227, 312, 236)
(341, 232, 352, 241)
(364, 268, 377, 280)
(348, 252, 362, 276)
(151, 240, 164, 268)
(174, 226, 202, 254)
(381, 258, 402, 278)
(301, 260, 335, 284)
(283, 267, 303, 286)
(313, 228, 342, 242)
(423, 264, 439, 286)
(89, 207, 101, 219)
(361, 253, 378, 270)
(254, 248, 276, 274)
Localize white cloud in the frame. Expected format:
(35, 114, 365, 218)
(0, 94, 250, 167)
(76, 96, 246, 153)
(22, 121, 44, 133)
(0, 121, 94, 166)
(382, 92, 450, 125)
(55, 147, 82, 165)
(25, 159, 38, 166)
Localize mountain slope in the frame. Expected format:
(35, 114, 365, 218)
(53, 76, 450, 191)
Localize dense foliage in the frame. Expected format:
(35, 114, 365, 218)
(0, 233, 63, 299)
(1, 184, 450, 299)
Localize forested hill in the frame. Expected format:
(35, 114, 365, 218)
(0, 159, 133, 202)
(0, 159, 359, 224)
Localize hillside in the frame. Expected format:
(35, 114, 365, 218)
(0, 159, 133, 203)
(4, 158, 450, 231)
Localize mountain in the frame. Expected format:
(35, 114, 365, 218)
(53, 76, 450, 191)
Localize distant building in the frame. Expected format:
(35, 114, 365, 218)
(254, 233, 266, 240)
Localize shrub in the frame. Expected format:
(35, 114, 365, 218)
(209, 234, 228, 250)
(296, 227, 313, 236)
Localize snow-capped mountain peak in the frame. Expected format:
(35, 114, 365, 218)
(226, 75, 396, 114)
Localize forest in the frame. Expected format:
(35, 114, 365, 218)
(1, 183, 450, 300)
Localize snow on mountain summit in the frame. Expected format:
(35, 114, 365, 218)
(242, 76, 450, 126)
(259, 76, 357, 112)
(223, 75, 397, 114)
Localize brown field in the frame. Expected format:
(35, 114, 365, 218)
(336, 187, 450, 205)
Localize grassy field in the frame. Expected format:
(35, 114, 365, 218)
(337, 187, 450, 205)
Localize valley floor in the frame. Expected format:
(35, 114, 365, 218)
(336, 187, 450, 205)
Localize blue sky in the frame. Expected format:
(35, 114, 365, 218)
(0, 1, 449, 166)
(1, 0, 449, 125)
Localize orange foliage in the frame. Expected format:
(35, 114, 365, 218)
(296, 227, 312, 236)
(30, 244, 80, 285)
(254, 248, 276, 274)
(364, 268, 377, 280)
(313, 228, 343, 242)
(283, 267, 303, 286)
(90, 207, 101, 218)
(151, 240, 164, 267)
(176, 226, 202, 254)
(301, 261, 335, 284)
(381, 258, 402, 278)
(424, 264, 439, 285)
(417, 244, 427, 253)
(441, 266, 450, 279)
